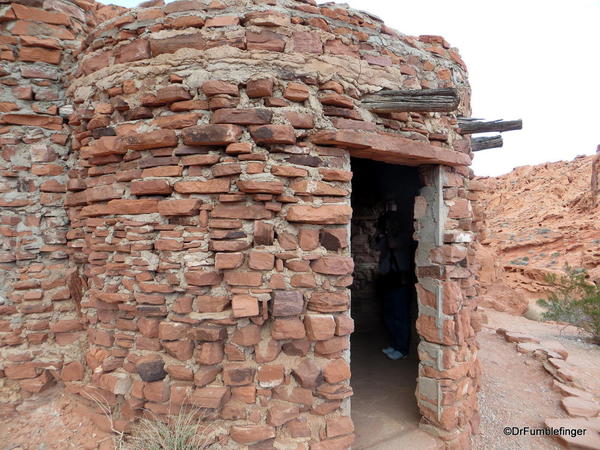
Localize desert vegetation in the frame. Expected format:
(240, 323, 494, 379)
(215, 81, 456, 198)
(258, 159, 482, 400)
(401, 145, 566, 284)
(538, 265, 600, 343)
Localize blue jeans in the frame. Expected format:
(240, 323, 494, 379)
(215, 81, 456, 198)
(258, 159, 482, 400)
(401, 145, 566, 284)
(383, 285, 411, 354)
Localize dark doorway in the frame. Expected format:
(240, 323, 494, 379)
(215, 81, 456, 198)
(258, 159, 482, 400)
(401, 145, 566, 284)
(350, 158, 423, 449)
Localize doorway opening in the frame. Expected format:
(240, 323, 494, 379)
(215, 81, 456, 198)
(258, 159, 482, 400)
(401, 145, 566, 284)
(350, 158, 423, 449)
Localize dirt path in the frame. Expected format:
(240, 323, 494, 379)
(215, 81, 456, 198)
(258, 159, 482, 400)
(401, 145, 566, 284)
(473, 308, 600, 449)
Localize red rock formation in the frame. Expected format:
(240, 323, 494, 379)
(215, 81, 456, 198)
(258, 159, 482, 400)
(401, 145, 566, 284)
(474, 155, 600, 314)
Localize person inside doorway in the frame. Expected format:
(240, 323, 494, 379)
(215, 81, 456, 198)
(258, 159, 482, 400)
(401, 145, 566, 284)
(376, 200, 413, 360)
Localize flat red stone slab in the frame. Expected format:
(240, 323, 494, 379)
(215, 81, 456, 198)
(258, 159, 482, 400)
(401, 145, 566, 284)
(310, 130, 471, 167)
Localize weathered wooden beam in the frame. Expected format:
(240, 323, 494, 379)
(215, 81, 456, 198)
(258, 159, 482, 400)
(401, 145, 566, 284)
(458, 118, 522, 135)
(472, 135, 503, 152)
(362, 88, 459, 113)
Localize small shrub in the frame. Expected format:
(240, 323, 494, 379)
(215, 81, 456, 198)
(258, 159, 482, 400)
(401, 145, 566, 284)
(537, 265, 600, 343)
(509, 257, 529, 266)
(122, 407, 218, 450)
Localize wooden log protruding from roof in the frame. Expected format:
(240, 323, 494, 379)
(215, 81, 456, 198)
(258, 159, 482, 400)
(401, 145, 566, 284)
(458, 118, 523, 135)
(472, 135, 503, 152)
(362, 88, 460, 113)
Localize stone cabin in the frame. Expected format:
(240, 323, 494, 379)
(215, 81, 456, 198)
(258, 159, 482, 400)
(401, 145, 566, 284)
(0, 0, 483, 448)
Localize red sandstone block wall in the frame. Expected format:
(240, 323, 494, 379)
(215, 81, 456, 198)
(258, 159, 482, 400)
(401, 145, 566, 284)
(0, 0, 99, 405)
(66, 73, 359, 446)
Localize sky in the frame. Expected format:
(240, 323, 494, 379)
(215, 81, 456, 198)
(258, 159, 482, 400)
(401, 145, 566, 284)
(341, 0, 600, 176)
(112, 0, 600, 176)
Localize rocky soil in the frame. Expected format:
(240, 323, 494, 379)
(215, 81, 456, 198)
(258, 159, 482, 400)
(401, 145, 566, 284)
(474, 308, 600, 449)
(0, 386, 112, 450)
(475, 155, 600, 315)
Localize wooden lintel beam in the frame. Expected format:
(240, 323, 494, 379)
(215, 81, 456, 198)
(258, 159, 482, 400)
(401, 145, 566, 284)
(458, 118, 522, 135)
(472, 135, 503, 152)
(362, 88, 459, 113)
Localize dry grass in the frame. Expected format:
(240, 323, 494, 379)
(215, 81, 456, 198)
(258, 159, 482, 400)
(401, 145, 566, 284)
(84, 388, 219, 450)
(123, 407, 219, 450)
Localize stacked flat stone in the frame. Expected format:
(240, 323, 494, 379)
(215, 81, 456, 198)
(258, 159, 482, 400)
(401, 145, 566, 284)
(0, 0, 482, 448)
(0, 0, 97, 399)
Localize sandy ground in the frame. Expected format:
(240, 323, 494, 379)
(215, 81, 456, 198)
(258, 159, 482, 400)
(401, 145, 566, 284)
(0, 387, 112, 450)
(473, 308, 600, 449)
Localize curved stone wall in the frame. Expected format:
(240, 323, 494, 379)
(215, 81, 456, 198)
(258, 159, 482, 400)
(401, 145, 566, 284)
(0, 0, 481, 447)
